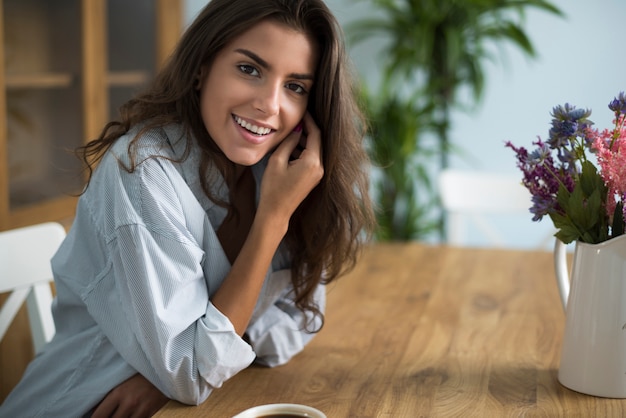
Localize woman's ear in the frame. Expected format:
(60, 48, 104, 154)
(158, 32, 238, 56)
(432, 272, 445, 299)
(195, 65, 209, 90)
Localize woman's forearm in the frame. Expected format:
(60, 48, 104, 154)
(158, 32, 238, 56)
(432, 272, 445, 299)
(210, 213, 289, 336)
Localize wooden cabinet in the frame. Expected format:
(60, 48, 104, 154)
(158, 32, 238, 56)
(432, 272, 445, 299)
(0, 0, 183, 231)
(0, 0, 183, 402)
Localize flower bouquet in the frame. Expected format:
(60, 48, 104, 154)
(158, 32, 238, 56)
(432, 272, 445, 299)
(506, 93, 626, 244)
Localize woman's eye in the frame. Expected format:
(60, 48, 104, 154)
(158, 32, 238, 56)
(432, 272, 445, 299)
(238, 64, 259, 77)
(287, 83, 307, 95)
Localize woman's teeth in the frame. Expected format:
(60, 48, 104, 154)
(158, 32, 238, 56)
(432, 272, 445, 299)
(234, 116, 271, 135)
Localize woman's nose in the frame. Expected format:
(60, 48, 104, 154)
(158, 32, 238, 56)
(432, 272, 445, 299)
(255, 82, 280, 115)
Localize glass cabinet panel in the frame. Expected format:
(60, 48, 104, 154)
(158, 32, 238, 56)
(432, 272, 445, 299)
(107, 0, 156, 121)
(0, 0, 181, 230)
(4, 0, 84, 210)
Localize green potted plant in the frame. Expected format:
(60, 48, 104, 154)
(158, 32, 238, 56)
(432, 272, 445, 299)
(349, 0, 563, 241)
(361, 90, 440, 240)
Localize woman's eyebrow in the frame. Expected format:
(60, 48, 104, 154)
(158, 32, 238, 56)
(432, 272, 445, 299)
(234, 48, 314, 80)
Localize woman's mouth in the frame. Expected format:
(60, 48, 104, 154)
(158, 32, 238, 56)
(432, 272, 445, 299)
(234, 115, 273, 136)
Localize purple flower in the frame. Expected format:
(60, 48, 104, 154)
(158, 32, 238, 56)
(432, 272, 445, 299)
(609, 92, 626, 114)
(505, 139, 572, 221)
(549, 119, 577, 140)
(530, 194, 554, 222)
(546, 104, 593, 170)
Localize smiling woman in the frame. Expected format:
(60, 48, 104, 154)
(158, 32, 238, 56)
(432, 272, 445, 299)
(0, 1, 375, 417)
(198, 20, 317, 166)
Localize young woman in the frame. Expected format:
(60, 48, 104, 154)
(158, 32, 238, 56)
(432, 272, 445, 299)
(0, 0, 374, 416)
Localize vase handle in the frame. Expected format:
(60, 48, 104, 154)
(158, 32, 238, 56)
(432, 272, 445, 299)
(553, 237, 570, 310)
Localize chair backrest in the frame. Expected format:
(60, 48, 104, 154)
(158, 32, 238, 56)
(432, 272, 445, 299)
(439, 169, 544, 247)
(0, 222, 66, 354)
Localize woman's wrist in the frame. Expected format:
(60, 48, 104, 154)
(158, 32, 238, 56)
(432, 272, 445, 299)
(253, 207, 291, 239)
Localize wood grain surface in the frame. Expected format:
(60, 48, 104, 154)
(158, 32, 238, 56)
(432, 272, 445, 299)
(156, 243, 626, 417)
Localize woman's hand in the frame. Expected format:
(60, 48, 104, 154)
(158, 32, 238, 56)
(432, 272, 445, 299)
(259, 112, 324, 224)
(92, 373, 168, 418)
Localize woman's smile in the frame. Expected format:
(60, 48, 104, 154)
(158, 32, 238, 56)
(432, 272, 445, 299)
(233, 114, 277, 145)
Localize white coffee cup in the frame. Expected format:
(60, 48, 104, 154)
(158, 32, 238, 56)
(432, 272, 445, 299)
(232, 403, 326, 418)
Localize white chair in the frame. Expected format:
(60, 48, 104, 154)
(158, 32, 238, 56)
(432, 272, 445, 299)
(439, 169, 552, 248)
(0, 222, 66, 354)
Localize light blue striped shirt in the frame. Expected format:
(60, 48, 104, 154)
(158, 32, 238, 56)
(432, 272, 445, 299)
(0, 125, 325, 417)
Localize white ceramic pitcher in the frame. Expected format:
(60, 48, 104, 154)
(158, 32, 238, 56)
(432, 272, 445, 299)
(554, 234, 626, 398)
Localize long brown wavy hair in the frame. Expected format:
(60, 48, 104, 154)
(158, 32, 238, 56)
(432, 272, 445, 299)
(76, 0, 375, 331)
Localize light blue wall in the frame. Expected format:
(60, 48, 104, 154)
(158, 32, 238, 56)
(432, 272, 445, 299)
(183, 0, 625, 249)
(184, 0, 206, 22)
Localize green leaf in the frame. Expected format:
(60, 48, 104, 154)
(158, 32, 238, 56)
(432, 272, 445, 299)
(580, 161, 608, 210)
(567, 183, 589, 228)
(579, 160, 599, 196)
(553, 225, 580, 244)
(556, 184, 571, 212)
(550, 213, 577, 241)
(585, 188, 603, 228)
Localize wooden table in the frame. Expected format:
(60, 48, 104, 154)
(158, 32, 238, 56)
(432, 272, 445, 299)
(155, 243, 626, 417)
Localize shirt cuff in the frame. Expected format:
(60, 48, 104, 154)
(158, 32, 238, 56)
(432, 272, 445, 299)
(196, 302, 256, 388)
(246, 304, 306, 367)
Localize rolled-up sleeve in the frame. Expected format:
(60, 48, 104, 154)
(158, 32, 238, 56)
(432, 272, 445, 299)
(246, 282, 326, 367)
(197, 303, 256, 384)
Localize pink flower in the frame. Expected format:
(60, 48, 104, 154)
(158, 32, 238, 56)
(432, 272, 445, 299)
(591, 114, 626, 221)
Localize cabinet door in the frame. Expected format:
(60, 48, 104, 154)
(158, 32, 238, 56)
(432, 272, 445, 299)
(0, 0, 84, 229)
(0, 0, 182, 230)
(107, 0, 182, 122)
(108, 0, 155, 121)
(0, 0, 183, 402)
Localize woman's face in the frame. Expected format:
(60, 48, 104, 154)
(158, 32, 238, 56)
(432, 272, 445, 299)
(199, 20, 318, 166)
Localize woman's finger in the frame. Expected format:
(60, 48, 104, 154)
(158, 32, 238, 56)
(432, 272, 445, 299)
(300, 113, 321, 154)
(273, 130, 302, 164)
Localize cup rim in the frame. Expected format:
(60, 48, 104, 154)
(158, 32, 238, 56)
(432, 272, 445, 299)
(231, 403, 326, 418)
